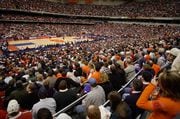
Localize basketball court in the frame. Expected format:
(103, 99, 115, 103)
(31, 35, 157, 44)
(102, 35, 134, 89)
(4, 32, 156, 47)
(7, 36, 93, 51)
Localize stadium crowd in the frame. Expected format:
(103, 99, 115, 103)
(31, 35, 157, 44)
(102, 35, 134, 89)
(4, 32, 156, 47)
(0, 0, 179, 17)
(0, 14, 96, 24)
(0, 21, 180, 118)
(0, 23, 179, 41)
(0, 0, 180, 118)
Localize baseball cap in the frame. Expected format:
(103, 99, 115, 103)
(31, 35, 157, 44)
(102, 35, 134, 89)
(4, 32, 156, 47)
(166, 48, 180, 57)
(7, 100, 20, 115)
(83, 83, 91, 93)
(88, 78, 96, 85)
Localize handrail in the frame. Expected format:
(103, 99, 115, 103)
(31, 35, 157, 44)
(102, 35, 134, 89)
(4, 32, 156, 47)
(103, 68, 143, 106)
(53, 59, 143, 117)
(53, 93, 88, 117)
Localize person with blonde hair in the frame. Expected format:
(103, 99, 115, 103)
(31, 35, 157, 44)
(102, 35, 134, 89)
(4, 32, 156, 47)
(137, 70, 180, 119)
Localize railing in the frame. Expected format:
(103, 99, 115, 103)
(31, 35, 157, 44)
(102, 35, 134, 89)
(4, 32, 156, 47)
(53, 93, 88, 117)
(103, 68, 143, 106)
(53, 56, 143, 117)
(53, 68, 143, 117)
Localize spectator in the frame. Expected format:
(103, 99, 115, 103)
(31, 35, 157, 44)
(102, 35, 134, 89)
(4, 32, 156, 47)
(37, 108, 53, 119)
(76, 78, 105, 114)
(137, 70, 180, 119)
(90, 62, 102, 84)
(56, 113, 72, 119)
(24, 82, 39, 110)
(167, 48, 180, 72)
(7, 99, 32, 119)
(7, 80, 28, 109)
(87, 105, 101, 119)
(109, 64, 126, 91)
(32, 86, 56, 119)
(44, 70, 57, 88)
(124, 79, 144, 119)
(53, 80, 78, 112)
(82, 78, 105, 109)
(124, 57, 136, 82)
(108, 91, 132, 119)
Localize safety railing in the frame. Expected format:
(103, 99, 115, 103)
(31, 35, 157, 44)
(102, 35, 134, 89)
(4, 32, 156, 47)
(53, 62, 143, 118)
(53, 93, 88, 117)
(103, 68, 143, 106)
(53, 68, 143, 117)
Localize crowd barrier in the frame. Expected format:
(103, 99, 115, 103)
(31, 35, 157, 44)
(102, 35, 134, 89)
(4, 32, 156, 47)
(53, 68, 143, 117)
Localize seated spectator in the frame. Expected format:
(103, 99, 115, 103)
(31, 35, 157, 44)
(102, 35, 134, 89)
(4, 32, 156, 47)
(54, 71, 80, 91)
(56, 113, 72, 119)
(87, 105, 101, 119)
(148, 59, 160, 76)
(24, 82, 39, 110)
(167, 48, 180, 72)
(37, 108, 53, 119)
(109, 64, 126, 91)
(124, 57, 136, 82)
(137, 70, 180, 119)
(108, 91, 132, 119)
(124, 79, 144, 119)
(7, 80, 28, 109)
(82, 78, 105, 109)
(76, 78, 105, 113)
(99, 71, 113, 99)
(32, 86, 56, 119)
(141, 70, 153, 89)
(36, 74, 44, 86)
(81, 60, 90, 76)
(44, 70, 57, 88)
(66, 65, 80, 83)
(53, 80, 78, 112)
(90, 62, 102, 84)
(43, 80, 55, 98)
(157, 52, 166, 69)
(7, 99, 32, 119)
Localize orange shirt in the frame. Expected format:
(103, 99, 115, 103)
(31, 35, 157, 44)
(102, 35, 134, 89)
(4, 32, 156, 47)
(145, 54, 151, 61)
(137, 84, 180, 119)
(82, 65, 90, 75)
(91, 71, 101, 84)
(152, 64, 160, 75)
